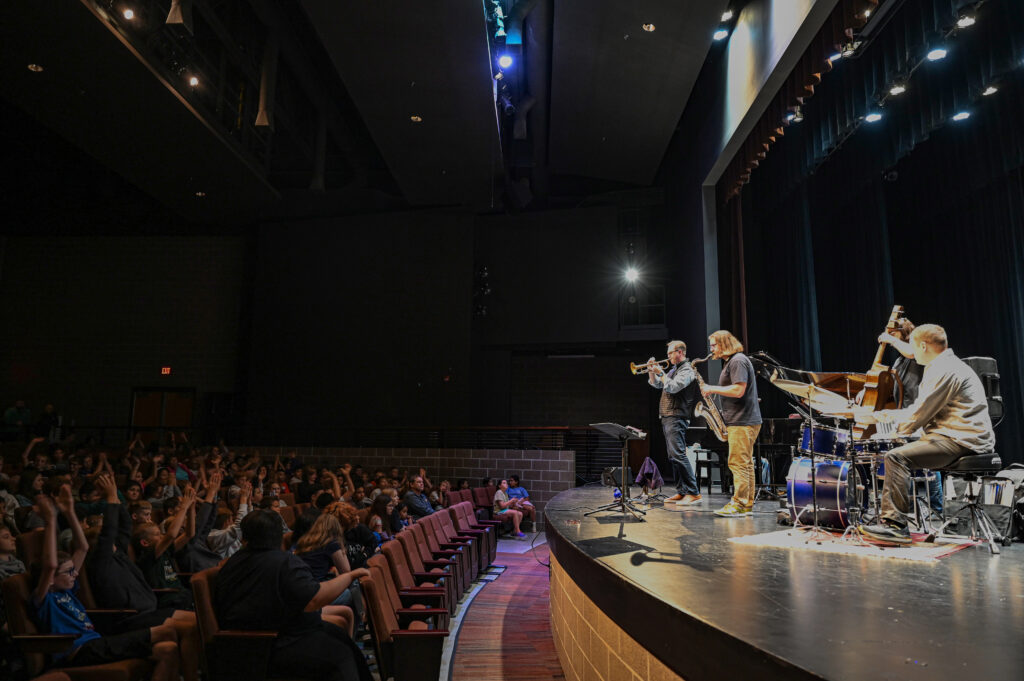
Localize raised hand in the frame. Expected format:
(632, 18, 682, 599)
(54, 484, 75, 514)
(36, 494, 57, 521)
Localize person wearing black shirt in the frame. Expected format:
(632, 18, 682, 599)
(214, 510, 372, 681)
(700, 330, 762, 518)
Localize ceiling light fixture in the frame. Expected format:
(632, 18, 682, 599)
(123, 8, 135, 20)
(952, 111, 971, 121)
(410, 115, 423, 123)
(713, 29, 729, 41)
(27, 63, 44, 72)
(865, 112, 883, 123)
(188, 75, 199, 87)
(195, 191, 206, 197)
(829, 52, 843, 62)
(498, 54, 513, 69)
(889, 84, 906, 96)
(642, 24, 655, 32)
(982, 86, 998, 96)
(927, 47, 948, 61)
(957, 15, 976, 29)
(721, 10, 734, 22)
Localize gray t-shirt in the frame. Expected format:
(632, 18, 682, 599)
(718, 352, 762, 426)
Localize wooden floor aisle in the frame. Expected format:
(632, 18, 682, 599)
(450, 545, 565, 681)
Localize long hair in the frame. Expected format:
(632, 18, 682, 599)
(367, 495, 392, 534)
(709, 330, 744, 357)
(323, 501, 360, 531)
(294, 512, 344, 555)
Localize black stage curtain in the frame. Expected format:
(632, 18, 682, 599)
(725, 0, 1024, 461)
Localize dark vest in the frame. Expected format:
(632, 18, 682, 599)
(659, 364, 701, 420)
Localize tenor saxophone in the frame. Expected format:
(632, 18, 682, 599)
(690, 354, 728, 441)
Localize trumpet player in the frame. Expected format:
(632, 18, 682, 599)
(700, 330, 762, 518)
(647, 341, 702, 506)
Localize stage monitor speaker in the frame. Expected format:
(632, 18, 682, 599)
(601, 466, 633, 487)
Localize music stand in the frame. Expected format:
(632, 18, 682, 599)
(585, 423, 647, 520)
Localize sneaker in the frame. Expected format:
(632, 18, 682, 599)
(515, 531, 527, 539)
(666, 493, 684, 502)
(714, 503, 749, 518)
(677, 494, 703, 506)
(858, 522, 911, 545)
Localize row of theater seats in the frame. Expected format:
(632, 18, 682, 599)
(191, 500, 501, 681)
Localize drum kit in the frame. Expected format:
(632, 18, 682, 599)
(772, 376, 916, 537)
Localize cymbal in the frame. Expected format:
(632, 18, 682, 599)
(819, 410, 856, 419)
(770, 378, 852, 411)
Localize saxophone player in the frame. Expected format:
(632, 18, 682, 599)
(647, 341, 703, 506)
(700, 330, 762, 517)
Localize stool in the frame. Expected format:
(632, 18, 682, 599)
(910, 470, 941, 532)
(934, 453, 1005, 555)
(695, 453, 731, 495)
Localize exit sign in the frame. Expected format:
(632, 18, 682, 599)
(161, 367, 172, 375)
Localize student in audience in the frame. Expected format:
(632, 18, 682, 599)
(259, 496, 291, 533)
(456, 479, 470, 491)
(324, 502, 375, 570)
(395, 502, 411, 529)
(493, 479, 526, 539)
(208, 478, 251, 559)
(89, 474, 200, 681)
(146, 468, 181, 505)
(33, 490, 181, 680)
(133, 487, 197, 610)
(16, 470, 45, 506)
(128, 501, 153, 527)
(295, 466, 319, 504)
(428, 479, 451, 508)
(506, 474, 536, 531)
(175, 472, 229, 572)
(366, 495, 394, 547)
(214, 510, 371, 681)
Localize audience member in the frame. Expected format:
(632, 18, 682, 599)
(32, 490, 180, 680)
(133, 487, 197, 610)
(402, 475, 439, 520)
(215, 510, 372, 681)
(507, 474, 536, 531)
(493, 479, 526, 539)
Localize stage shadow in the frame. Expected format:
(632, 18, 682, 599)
(629, 550, 715, 572)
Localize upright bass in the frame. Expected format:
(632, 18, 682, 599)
(852, 304, 905, 438)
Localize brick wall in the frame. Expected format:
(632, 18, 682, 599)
(550, 552, 684, 681)
(249, 446, 574, 530)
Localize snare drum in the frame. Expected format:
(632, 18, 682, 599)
(798, 424, 850, 457)
(786, 457, 864, 529)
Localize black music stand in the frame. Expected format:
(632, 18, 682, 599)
(585, 423, 647, 520)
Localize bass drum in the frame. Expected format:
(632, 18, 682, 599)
(786, 457, 864, 530)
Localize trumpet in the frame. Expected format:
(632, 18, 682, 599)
(629, 358, 670, 375)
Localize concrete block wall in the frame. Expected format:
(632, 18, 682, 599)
(550, 552, 683, 681)
(249, 446, 575, 530)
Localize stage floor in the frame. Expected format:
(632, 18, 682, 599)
(544, 486, 1024, 681)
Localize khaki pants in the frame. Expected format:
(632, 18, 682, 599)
(727, 425, 761, 508)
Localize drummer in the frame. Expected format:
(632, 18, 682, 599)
(878, 318, 942, 515)
(855, 324, 995, 544)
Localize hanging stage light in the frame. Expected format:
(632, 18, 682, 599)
(865, 112, 883, 123)
(927, 47, 948, 61)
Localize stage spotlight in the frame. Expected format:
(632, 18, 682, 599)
(952, 111, 970, 121)
(27, 63, 44, 72)
(642, 24, 655, 32)
(889, 84, 906, 96)
(713, 29, 729, 41)
(188, 75, 199, 87)
(625, 267, 639, 283)
(865, 112, 883, 123)
(123, 8, 135, 20)
(982, 86, 998, 96)
(829, 51, 843, 62)
(956, 15, 976, 29)
(721, 10, 733, 22)
(498, 54, 513, 69)
(927, 47, 948, 61)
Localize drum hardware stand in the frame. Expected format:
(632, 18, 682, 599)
(584, 423, 647, 521)
(793, 387, 834, 541)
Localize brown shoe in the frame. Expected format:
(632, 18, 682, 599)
(666, 494, 684, 502)
(677, 494, 703, 506)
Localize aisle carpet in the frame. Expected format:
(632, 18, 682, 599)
(449, 544, 565, 681)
